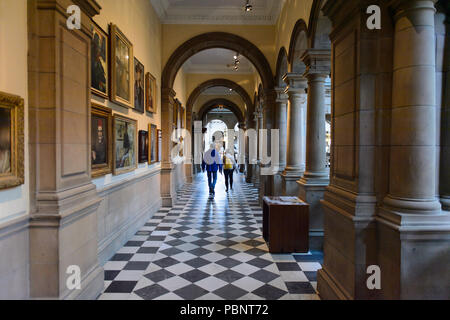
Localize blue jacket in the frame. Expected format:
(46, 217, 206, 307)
(202, 149, 223, 172)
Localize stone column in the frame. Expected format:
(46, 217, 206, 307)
(281, 73, 307, 196)
(238, 122, 246, 173)
(160, 88, 176, 206)
(377, 0, 450, 299)
(252, 105, 263, 187)
(28, 0, 103, 299)
(297, 49, 331, 250)
(382, 0, 442, 218)
(273, 87, 288, 196)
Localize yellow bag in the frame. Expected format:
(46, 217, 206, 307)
(224, 156, 233, 170)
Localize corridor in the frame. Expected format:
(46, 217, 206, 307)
(99, 173, 322, 300)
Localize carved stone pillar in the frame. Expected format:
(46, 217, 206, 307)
(377, 0, 450, 299)
(297, 49, 331, 250)
(281, 73, 307, 196)
(160, 88, 176, 206)
(317, 0, 383, 300)
(28, 0, 103, 299)
(273, 87, 288, 196)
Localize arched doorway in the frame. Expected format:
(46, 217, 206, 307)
(160, 32, 275, 206)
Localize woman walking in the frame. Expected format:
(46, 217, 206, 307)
(223, 149, 236, 192)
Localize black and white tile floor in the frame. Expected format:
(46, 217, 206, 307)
(99, 173, 323, 300)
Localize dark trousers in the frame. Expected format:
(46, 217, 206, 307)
(207, 171, 218, 193)
(224, 169, 234, 190)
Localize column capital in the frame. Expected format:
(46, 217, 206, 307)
(389, 0, 437, 18)
(283, 73, 307, 94)
(274, 87, 289, 102)
(301, 49, 331, 78)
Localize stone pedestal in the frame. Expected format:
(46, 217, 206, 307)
(28, 0, 104, 299)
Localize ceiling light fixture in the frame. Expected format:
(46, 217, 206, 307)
(244, 0, 253, 12)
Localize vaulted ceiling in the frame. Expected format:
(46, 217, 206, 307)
(182, 49, 255, 74)
(150, 0, 285, 25)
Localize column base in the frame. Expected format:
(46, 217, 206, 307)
(30, 183, 103, 299)
(317, 187, 378, 300)
(297, 177, 329, 251)
(376, 211, 450, 299)
(440, 196, 450, 212)
(317, 267, 350, 300)
(281, 171, 303, 196)
(272, 172, 285, 196)
(160, 166, 175, 207)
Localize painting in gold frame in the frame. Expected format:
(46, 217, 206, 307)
(110, 24, 134, 108)
(0, 91, 24, 190)
(145, 72, 156, 113)
(113, 114, 138, 175)
(149, 124, 158, 164)
(91, 21, 108, 98)
(91, 103, 112, 178)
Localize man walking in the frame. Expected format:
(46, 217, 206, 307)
(202, 143, 223, 197)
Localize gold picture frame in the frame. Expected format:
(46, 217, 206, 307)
(148, 124, 158, 164)
(0, 91, 24, 190)
(110, 24, 134, 108)
(91, 21, 109, 99)
(145, 72, 157, 113)
(113, 114, 138, 175)
(91, 103, 113, 178)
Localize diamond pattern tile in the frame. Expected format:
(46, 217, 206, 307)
(98, 173, 322, 300)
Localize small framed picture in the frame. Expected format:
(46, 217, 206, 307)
(91, 21, 108, 98)
(113, 114, 137, 175)
(0, 91, 24, 190)
(91, 103, 113, 178)
(134, 58, 145, 113)
(149, 124, 158, 164)
(138, 130, 148, 163)
(145, 72, 156, 113)
(110, 24, 134, 108)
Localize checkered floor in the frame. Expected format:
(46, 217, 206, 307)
(98, 173, 323, 300)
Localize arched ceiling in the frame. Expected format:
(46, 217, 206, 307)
(182, 48, 256, 74)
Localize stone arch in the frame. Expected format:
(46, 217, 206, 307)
(198, 98, 245, 125)
(288, 19, 309, 73)
(186, 79, 252, 118)
(275, 47, 289, 88)
(162, 32, 274, 90)
(308, 0, 332, 49)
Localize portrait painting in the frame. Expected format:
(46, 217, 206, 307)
(91, 22, 108, 98)
(110, 24, 134, 108)
(0, 108, 11, 175)
(91, 104, 112, 177)
(0, 91, 24, 190)
(113, 115, 137, 175)
(134, 58, 145, 113)
(145, 72, 156, 113)
(138, 130, 148, 163)
(149, 124, 158, 164)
